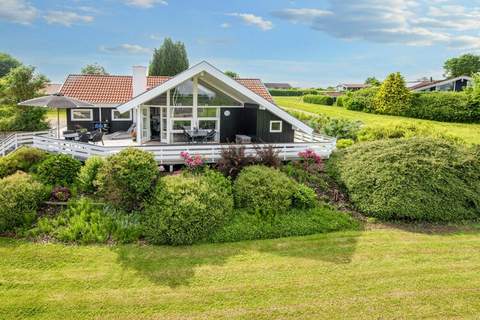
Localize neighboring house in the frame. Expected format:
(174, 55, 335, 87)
(265, 83, 292, 90)
(60, 61, 313, 145)
(42, 83, 62, 95)
(336, 83, 370, 92)
(409, 76, 472, 92)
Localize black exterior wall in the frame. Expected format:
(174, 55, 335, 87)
(220, 103, 294, 143)
(66, 107, 132, 132)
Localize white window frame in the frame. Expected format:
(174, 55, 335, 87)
(71, 109, 93, 121)
(111, 109, 132, 121)
(269, 120, 283, 133)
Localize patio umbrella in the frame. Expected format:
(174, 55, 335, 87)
(18, 93, 93, 138)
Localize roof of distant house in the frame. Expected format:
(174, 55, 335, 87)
(408, 75, 472, 91)
(60, 74, 274, 104)
(264, 83, 292, 89)
(337, 83, 370, 89)
(42, 83, 62, 95)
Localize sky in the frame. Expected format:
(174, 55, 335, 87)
(1, 0, 479, 87)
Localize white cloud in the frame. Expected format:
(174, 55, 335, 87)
(44, 11, 94, 26)
(220, 22, 231, 28)
(228, 13, 273, 31)
(100, 44, 151, 54)
(0, 0, 37, 25)
(273, 0, 480, 49)
(124, 0, 168, 8)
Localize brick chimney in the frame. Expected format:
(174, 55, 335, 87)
(132, 66, 147, 97)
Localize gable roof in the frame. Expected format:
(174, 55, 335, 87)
(337, 83, 370, 89)
(409, 76, 472, 91)
(60, 74, 274, 104)
(116, 61, 313, 134)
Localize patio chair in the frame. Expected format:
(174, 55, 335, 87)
(182, 127, 193, 143)
(89, 130, 104, 145)
(78, 132, 90, 143)
(203, 129, 216, 143)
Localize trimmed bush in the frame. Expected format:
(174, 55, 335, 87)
(0, 146, 47, 178)
(96, 148, 158, 211)
(335, 95, 344, 107)
(336, 139, 354, 149)
(343, 87, 378, 112)
(330, 138, 480, 222)
(30, 198, 142, 244)
(78, 156, 104, 194)
(37, 154, 81, 186)
(409, 92, 479, 123)
(269, 89, 319, 96)
(217, 145, 256, 179)
(373, 72, 411, 115)
(234, 165, 296, 218)
(143, 170, 233, 245)
(308, 117, 361, 140)
(0, 172, 47, 233)
(291, 183, 317, 209)
(207, 207, 359, 243)
(303, 94, 334, 106)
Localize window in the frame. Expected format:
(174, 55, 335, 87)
(172, 107, 193, 118)
(112, 110, 132, 121)
(197, 80, 242, 106)
(198, 108, 218, 118)
(171, 80, 194, 106)
(172, 120, 191, 130)
(269, 120, 282, 133)
(198, 120, 217, 130)
(71, 109, 93, 121)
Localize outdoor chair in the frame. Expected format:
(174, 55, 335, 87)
(89, 130, 104, 145)
(78, 132, 90, 143)
(203, 129, 216, 143)
(182, 127, 193, 143)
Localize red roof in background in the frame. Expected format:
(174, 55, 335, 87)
(408, 80, 442, 90)
(60, 74, 274, 104)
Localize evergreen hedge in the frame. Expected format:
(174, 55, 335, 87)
(303, 94, 334, 106)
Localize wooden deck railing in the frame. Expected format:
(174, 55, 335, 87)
(0, 131, 53, 156)
(31, 133, 336, 165)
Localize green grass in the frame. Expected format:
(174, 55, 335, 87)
(46, 109, 66, 122)
(3, 227, 480, 319)
(275, 96, 480, 144)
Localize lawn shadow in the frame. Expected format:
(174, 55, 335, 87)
(368, 221, 480, 236)
(113, 242, 242, 288)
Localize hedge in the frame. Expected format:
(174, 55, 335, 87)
(329, 138, 480, 222)
(342, 87, 378, 112)
(269, 89, 319, 96)
(303, 94, 334, 106)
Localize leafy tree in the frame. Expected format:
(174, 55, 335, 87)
(148, 38, 189, 76)
(81, 63, 108, 75)
(443, 54, 480, 78)
(224, 70, 239, 78)
(1, 65, 48, 104)
(373, 72, 411, 115)
(365, 77, 381, 86)
(0, 53, 21, 78)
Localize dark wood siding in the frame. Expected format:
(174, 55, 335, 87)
(66, 107, 132, 132)
(255, 108, 294, 143)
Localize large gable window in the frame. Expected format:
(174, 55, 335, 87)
(197, 80, 242, 107)
(71, 109, 93, 121)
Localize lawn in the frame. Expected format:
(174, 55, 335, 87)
(275, 96, 480, 144)
(2, 227, 480, 319)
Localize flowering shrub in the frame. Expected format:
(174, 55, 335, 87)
(51, 186, 71, 202)
(298, 149, 322, 165)
(180, 151, 204, 172)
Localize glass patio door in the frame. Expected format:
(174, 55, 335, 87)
(141, 107, 150, 142)
(160, 107, 168, 143)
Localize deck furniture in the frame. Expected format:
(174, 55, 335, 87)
(203, 129, 216, 143)
(235, 134, 252, 144)
(89, 130, 104, 145)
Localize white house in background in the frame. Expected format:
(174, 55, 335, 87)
(409, 76, 472, 92)
(335, 83, 370, 92)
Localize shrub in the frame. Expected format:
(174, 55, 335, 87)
(291, 183, 317, 209)
(319, 118, 361, 140)
(180, 151, 205, 173)
(77, 156, 104, 194)
(0, 172, 47, 233)
(255, 145, 281, 168)
(207, 207, 359, 243)
(143, 170, 233, 245)
(37, 154, 81, 186)
(343, 87, 378, 112)
(234, 165, 296, 219)
(330, 138, 480, 222)
(217, 145, 256, 179)
(335, 95, 344, 107)
(30, 198, 142, 244)
(336, 139, 355, 149)
(0, 105, 49, 132)
(51, 186, 71, 202)
(269, 89, 319, 96)
(373, 72, 412, 115)
(96, 148, 158, 211)
(281, 162, 328, 192)
(303, 94, 334, 106)
(0, 146, 47, 178)
(409, 92, 479, 123)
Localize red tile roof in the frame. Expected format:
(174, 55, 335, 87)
(60, 74, 274, 104)
(408, 80, 442, 90)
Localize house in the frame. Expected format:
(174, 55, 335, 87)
(409, 76, 472, 92)
(336, 83, 370, 92)
(264, 83, 292, 90)
(42, 83, 62, 95)
(60, 61, 314, 145)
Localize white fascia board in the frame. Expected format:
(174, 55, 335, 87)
(412, 76, 472, 92)
(117, 61, 313, 134)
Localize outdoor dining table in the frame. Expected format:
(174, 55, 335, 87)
(187, 129, 209, 142)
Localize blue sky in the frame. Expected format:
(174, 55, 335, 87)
(1, 0, 479, 87)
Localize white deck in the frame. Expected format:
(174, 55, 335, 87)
(1, 131, 336, 165)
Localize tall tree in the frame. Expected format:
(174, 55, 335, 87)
(0, 53, 21, 78)
(1, 65, 48, 104)
(81, 63, 109, 75)
(148, 38, 189, 76)
(373, 72, 411, 115)
(224, 70, 239, 78)
(444, 54, 480, 78)
(365, 77, 381, 86)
